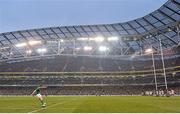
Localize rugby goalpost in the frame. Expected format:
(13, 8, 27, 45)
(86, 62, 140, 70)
(151, 39, 168, 96)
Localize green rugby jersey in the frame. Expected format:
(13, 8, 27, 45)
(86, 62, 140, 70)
(35, 87, 41, 95)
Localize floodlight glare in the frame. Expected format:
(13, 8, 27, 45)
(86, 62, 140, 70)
(99, 46, 109, 52)
(95, 36, 104, 42)
(77, 37, 88, 41)
(75, 47, 81, 50)
(15, 42, 27, 48)
(90, 36, 104, 42)
(37, 48, 47, 53)
(145, 48, 153, 54)
(60, 39, 64, 42)
(26, 50, 32, 54)
(0, 46, 9, 50)
(83, 46, 92, 51)
(9, 52, 13, 55)
(28, 40, 42, 46)
(107, 36, 118, 41)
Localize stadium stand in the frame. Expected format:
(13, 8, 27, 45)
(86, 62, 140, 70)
(0, 0, 179, 96)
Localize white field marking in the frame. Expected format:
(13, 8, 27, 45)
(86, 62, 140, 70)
(28, 99, 77, 113)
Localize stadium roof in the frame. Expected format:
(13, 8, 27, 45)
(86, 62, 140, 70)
(0, 0, 179, 63)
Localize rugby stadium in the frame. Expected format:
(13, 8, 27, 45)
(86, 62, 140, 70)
(0, 0, 180, 113)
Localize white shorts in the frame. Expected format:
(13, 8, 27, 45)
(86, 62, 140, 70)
(36, 93, 42, 98)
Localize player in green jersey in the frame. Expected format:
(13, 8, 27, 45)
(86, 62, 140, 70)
(31, 85, 47, 107)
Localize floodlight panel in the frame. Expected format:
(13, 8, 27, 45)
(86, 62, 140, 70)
(108, 36, 118, 41)
(89, 36, 104, 42)
(94, 36, 104, 42)
(37, 48, 47, 53)
(75, 47, 81, 50)
(60, 39, 64, 42)
(84, 46, 92, 51)
(26, 50, 32, 54)
(28, 40, 42, 46)
(15, 42, 27, 48)
(145, 48, 153, 53)
(77, 37, 88, 41)
(99, 46, 109, 51)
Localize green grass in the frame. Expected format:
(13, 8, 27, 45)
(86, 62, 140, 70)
(0, 96, 179, 113)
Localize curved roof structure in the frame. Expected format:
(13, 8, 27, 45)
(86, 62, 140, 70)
(0, 0, 179, 63)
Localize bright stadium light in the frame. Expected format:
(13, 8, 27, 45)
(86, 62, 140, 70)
(15, 42, 27, 48)
(90, 36, 104, 42)
(37, 48, 47, 53)
(9, 52, 13, 55)
(89, 37, 94, 41)
(145, 48, 153, 54)
(75, 47, 81, 50)
(83, 46, 92, 51)
(28, 40, 42, 46)
(77, 37, 88, 41)
(94, 36, 104, 42)
(107, 36, 118, 41)
(99, 46, 109, 52)
(0, 46, 9, 50)
(60, 39, 64, 42)
(26, 50, 32, 54)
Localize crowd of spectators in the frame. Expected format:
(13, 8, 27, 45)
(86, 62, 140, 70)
(0, 73, 179, 86)
(0, 50, 179, 72)
(0, 85, 154, 95)
(0, 85, 178, 96)
(0, 73, 179, 95)
(0, 46, 179, 96)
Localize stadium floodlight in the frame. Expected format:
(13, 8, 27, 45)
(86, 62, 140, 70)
(15, 42, 27, 47)
(28, 40, 42, 46)
(90, 36, 104, 42)
(145, 48, 153, 54)
(83, 46, 92, 51)
(0, 46, 9, 50)
(99, 46, 109, 52)
(26, 50, 32, 54)
(9, 52, 13, 56)
(95, 36, 104, 42)
(15, 42, 27, 48)
(37, 48, 47, 53)
(89, 37, 94, 41)
(107, 36, 118, 41)
(60, 39, 64, 42)
(75, 47, 81, 50)
(77, 37, 88, 41)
